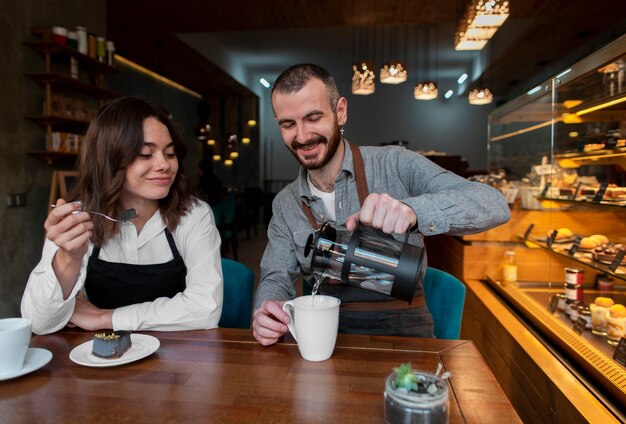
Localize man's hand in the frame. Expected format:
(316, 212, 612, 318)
(70, 293, 113, 331)
(345, 193, 417, 234)
(252, 300, 290, 346)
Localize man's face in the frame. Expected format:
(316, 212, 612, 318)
(272, 79, 345, 170)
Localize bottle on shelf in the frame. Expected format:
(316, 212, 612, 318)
(502, 250, 518, 284)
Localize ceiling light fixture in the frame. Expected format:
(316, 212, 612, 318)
(379, 25, 409, 84)
(455, 0, 510, 51)
(444, 89, 454, 99)
(527, 86, 542, 95)
(412, 26, 438, 100)
(380, 62, 408, 84)
(259, 78, 270, 88)
(458, 73, 468, 84)
(414, 82, 439, 100)
(352, 62, 376, 95)
(468, 88, 493, 105)
(556, 68, 572, 79)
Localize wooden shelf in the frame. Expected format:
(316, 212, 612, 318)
(24, 72, 118, 99)
(27, 150, 78, 165)
(23, 41, 118, 75)
(26, 115, 90, 131)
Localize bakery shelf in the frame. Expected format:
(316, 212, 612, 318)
(555, 148, 626, 170)
(519, 235, 626, 282)
(536, 196, 626, 209)
(23, 41, 118, 75)
(24, 72, 118, 99)
(483, 276, 626, 408)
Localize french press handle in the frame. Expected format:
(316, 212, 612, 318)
(355, 221, 412, 244)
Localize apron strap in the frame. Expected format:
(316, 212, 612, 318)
(91, 228, 180, 259)
(301, 142, 368, 229)
(349, 142, 368, 206)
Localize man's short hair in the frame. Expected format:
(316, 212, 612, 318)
(271, 63, 340, 110)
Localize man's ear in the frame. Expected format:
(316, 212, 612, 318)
(336, 97, 348, 124)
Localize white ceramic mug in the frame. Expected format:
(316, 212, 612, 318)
(0, 318, 32, 375)
(282, 295, 340, 361)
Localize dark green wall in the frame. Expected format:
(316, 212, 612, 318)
(0, 0, 202, 318)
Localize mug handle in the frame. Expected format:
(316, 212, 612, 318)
(282, 301, 297, 342)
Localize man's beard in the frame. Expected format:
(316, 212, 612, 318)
(289, 123, 342, 171)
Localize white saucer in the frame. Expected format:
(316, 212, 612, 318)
(69, 334, 160, 367)
(0, 348, 53, 381)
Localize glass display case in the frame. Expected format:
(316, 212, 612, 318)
(487, 34, 626, 416)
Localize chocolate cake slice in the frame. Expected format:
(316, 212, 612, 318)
(92, 331, 132, 359)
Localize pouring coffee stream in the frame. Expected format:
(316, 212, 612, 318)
(305, 222, 425, 303)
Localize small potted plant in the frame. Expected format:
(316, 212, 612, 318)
(383, 362, 450, 424)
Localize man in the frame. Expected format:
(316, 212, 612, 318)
(252, 63, 509, 345)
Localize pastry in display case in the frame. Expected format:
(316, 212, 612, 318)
(485, 34, 626, 419)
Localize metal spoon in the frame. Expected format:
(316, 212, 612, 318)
(50, 205, 138, 222)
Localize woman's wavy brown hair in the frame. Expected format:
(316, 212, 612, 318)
(69, 96, 195, 246)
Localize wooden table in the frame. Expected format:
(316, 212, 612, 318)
(0, 329, 520, 423)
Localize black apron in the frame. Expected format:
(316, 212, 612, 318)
(84, 228, 187, 309)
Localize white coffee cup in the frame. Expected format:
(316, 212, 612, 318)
(282, 295, 340, 361)
(0, 318, 32, 375)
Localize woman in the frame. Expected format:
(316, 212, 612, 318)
(22, 97, 223, 335)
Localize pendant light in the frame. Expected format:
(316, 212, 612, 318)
(380, 26, 408, 84)
(414, 26, 438, 100)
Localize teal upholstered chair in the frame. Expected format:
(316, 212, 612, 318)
(422, 267, 466, 340)
(219, 193, 239, 260)
(218, 258, 255, 329)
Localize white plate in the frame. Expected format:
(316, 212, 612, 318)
(0, 348, 52, 381)
(69, 334, 160, 367)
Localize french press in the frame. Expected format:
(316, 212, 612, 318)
(304, 222, 425, 303)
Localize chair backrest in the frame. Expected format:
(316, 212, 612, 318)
(210, 205, 222, 227)
(218, 258, 255, 328)
(219, 193, 237, 226)
(422, 267, 466, 339)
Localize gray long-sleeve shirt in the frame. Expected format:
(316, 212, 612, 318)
(254, 140, 510, 310)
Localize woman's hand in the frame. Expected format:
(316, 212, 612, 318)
(46, 199, 94, 259)
(47, 199, 94, 299)
(70, 293, 113, 331)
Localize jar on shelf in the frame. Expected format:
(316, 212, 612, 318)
(52, 26, 67, 46)
(502, 250, 517, 284)
(75, 26, 87, 54)
(96, 37, 106, 63)
(106, 41, 115, 66)
(564, 268, 584, 301)
(590, 297, 614, 336)
(576, 304, 592, 329)
(606, 304, 626, 346)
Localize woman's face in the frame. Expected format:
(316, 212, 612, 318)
(121, 117, 179, 205)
